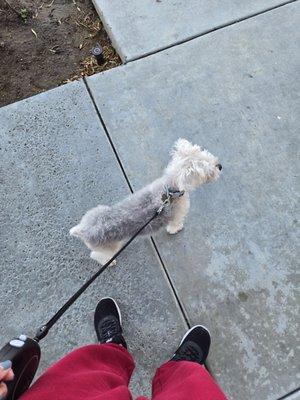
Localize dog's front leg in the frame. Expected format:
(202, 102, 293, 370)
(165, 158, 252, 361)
(166, 194, 190, 234)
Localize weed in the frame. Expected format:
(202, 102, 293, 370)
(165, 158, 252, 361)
(20, 7, 28, 22)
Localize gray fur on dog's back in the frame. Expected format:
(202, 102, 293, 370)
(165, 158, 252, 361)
(73, 178, 176, 247)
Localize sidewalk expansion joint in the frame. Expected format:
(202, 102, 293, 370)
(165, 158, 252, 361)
(83, 77, 190, 329)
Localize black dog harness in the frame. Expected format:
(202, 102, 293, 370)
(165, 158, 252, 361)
(161, 186, 185, 203)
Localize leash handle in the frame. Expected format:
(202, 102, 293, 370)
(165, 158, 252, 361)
(0, 337, 40, 400)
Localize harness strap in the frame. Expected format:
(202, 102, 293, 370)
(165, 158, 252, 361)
(162, 186, 185, 202)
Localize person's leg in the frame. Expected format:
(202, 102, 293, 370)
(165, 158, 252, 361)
(151, 326, 227, 400)
(21, 343, 134, 400)
(21, 298, 134, 400)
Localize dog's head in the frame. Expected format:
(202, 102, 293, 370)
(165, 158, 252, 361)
(165, 138, 222, 190)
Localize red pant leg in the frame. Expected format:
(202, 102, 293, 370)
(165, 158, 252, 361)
(20, 344, 135, 400)
(151, 361, 227, 400)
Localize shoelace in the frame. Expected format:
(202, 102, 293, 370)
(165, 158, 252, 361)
(100, 318, 119, 342)
(175, 343, 202, 362)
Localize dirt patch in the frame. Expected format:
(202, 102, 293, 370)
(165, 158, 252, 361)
(0, 0, 121, 107)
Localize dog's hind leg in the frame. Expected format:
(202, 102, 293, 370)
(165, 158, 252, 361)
(90, 241, 123, 266)
(167, 194, 190, 234)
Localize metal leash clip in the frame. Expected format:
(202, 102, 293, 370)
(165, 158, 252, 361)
(156, 197, 171, 215)
(157, 186, 185, 215)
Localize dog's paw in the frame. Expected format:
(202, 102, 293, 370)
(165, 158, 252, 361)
(90, 251, 117, 266)
(90, 251, 102, 264)
(166, 224, 184, 235)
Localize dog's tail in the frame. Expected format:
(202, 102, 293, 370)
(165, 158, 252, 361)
(70, 224, 101, 247)
(70, 205, 109, 243)
(69, 225, 82, 237)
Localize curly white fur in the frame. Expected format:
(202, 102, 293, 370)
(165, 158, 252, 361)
(70, 138, 222, 265)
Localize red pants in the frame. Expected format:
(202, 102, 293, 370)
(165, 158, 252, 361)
(21, 344, 227, 400)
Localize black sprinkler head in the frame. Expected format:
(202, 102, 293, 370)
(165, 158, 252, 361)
(91, 43, 105, 65)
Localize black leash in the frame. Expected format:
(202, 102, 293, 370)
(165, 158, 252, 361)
(34, 208, 160, 341)
(35, 188, 184, 341)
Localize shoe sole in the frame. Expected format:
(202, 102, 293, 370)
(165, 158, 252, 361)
(179, 324, 211, 346)
(99, 297, 122, 327)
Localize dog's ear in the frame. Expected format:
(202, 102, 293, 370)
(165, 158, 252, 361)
(172, 138, 200, 158)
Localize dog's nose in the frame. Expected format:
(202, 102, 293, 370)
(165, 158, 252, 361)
(216, 164, 222, 171)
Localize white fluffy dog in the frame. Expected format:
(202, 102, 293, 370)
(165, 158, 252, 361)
(70, 139, 222, 265)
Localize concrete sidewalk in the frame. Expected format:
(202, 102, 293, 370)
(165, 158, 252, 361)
(0, 1, 299, 399)
(92, 0, 295, 61)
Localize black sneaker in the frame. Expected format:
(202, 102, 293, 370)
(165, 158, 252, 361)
(171, 325, 211, 364)
(94, 297, 127, 348)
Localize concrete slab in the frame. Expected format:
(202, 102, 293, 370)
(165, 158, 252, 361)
(87, 3, 300, 399)
(93, 0, 292, 61)
(0, 81, 187, 397)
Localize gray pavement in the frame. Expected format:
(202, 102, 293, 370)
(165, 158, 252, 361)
(287, 393, 300, 400)
(0, 81, 186, 397)
(92, 0, 293, 61)
(87, 3, 300, 399)
(0, 1, 299, 400)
